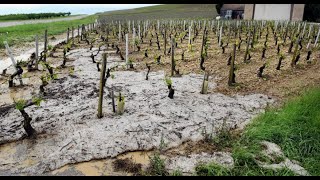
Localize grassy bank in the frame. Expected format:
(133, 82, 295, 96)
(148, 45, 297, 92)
(0, 15, 97, 49)
(195, 87, 320, 176)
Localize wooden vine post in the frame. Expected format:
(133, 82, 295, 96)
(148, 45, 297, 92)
(126, 33, 129, 69)
(188, 26, 191, 45)
(81, 24, 85, 41)
(164, 27, 167, 55)
(67, 28, 70, 43)
(35, 35, 39, 69)
(291, 37, 301, 67)
(72, 26, 74, 45)
(200, 27, 206, 59)
(201, 71, 209, 94)
(228, 44, 236, 86)
(44, 29, 48, 62)
(78, 25, 80, 42)
(219, 24, 223, 47)
(244, 28, 251, 63)
(313, 26, 320, 48)
(111, 86, 116, 113)
(119, 23, 121, 42)
(97, 53, 107, 118)
(4, 41, 23, 86)
(133, 28, 136, 51)
(171, 38, 175, 77)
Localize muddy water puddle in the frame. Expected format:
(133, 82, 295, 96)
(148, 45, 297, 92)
(49, 151, 154, 176)
(0, 138, 154, 176)
(0, 75, 42, 106)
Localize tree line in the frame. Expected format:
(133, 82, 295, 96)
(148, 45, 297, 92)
(0, 12, 71, 21)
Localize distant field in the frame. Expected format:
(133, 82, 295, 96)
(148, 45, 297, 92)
(0, 15, 97, 49)
(0, 15, 80, 22)
(98, 4, 218, 21)
(0, 12, 72, 21)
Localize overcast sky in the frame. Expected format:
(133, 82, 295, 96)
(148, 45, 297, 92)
(0, 4, 159, 15)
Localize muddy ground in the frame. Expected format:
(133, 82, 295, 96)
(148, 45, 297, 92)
(0, 24, 319, 175)
(0, 44, 272, 175)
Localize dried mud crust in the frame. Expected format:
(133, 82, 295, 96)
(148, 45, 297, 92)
(0, 45, 273, 175)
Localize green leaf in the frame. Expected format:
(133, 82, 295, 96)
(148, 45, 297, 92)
(165, 77, 172, 86)
(15, 99, 26, 111)
(32, 97, 43, 107)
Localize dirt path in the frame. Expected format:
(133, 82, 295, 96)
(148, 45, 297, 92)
(0, 15, 89, 28)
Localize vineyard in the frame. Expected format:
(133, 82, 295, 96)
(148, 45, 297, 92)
(0, 5, 320, 176)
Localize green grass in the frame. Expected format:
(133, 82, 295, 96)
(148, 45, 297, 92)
(0, 15, 97, 49)
(195, 87, 320, 176)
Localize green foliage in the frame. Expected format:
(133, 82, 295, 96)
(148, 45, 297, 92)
(64, 41, 72, 50)
(128, 58, 134, 65)
(69, 67, 74, 75)
(159, 136, 168, 152)
(195, 162, 295, 176)
(212, 119, 234, 151)
(52, 73, 58, 80)
(111, 74, 115, 79)
(243, 88, 320, 175)
(118, 92, 125, 102)
(195, 88, 320, 176)
(40, 74, 48, 84)
(265, 61, 271, 68)
(21, 74, 28, 78)
(147, 152, 168, 176)
(154, 54, 159, 60)
(201, 52, 206, 59)
(164, 77, 172, 86)
(179, 32, 186, 39)
(32, 97, 43, 107)
(134, 37, 140, 46)
(170, 169, 183, 176)
(40, 72, 57, 82)
(15, 99, 26, 111)
(0, 12, 71, 21)
(188, 44, 193, 52)
(16, 60, 28, 67)
(279, 53, 285, 59)
(47, 45, 53, 51)
(195, 163, 231, 176)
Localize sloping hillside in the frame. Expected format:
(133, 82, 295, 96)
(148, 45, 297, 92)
(98, 4, 217, 21)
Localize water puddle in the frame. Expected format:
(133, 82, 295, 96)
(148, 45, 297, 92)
(0, 75, 41, 106)
(73, 161, 108, 176)
(0, 142, 17, 163)
(117, 151, 152, 165)
(50, 151, 153, 176)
